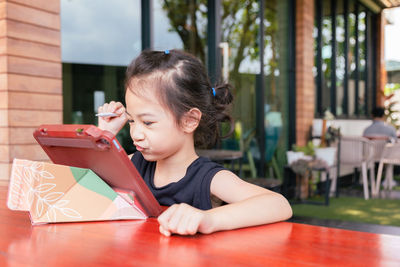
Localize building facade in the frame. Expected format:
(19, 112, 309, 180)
(1, 0, 398, 181)
(0, 0, 62, 181)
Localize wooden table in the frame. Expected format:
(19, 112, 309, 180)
(196, 149, 243, 161)
(1, 185, 400, 266)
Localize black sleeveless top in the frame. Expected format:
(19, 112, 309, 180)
(131, 152, 226, 210)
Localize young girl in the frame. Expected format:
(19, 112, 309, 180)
(98, 49, 292, 236)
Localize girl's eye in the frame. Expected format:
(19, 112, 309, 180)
(127, 119, 134, 124)
(143, 121, 154, 126)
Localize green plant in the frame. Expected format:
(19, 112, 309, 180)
(292, 141, 316, 156)
(383, 83, 400, 129)
(324, 126, 340, 146)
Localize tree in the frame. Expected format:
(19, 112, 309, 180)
(162, 0, 206, 62)
(161, 0, 279, 99)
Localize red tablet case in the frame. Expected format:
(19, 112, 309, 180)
(33, 124, 162, 217)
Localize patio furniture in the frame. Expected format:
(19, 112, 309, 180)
(373, 142, 400, 197)
(311, 164, 332, 205)
(314, 147, 337, 199)
(286, 158, 333, 205)
(336, 136, 375, 200)
(249, 125, 282, 180)
(218, 123, 256, 177)
(365, 137, 390, 195)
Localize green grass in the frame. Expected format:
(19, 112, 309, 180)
(292, 196, 400, 226)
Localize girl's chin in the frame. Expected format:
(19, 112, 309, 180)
(141, 151, 172, 162)
(141, 153, 158, 162)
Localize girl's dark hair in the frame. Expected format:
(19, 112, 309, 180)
(125, 49, 233, 148)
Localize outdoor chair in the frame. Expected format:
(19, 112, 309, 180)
(336, 136, 375, 200)
(217, 122, 256, 177)
(368, 137, 390, 163)
(240, 126, 283, 192)
(364, 137, 390, 195)
(373, 142, 400, 197)
(248, 126, 282, 180)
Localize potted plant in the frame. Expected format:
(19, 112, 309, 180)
(287, 141, 315, 200)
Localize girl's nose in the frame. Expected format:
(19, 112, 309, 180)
(130, 124, 145, 141)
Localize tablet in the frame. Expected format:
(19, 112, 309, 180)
(33, 124, 162, 217)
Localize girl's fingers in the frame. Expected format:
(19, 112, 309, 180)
(98, 101, 124, 114)
(97, 102, 128, 135)
(186, 216, 200, 235)
(158, 204, 178, 228)
(98, 103, 108, 113)
(114, 104, 126, 115)
(158, 204, 189, 233)
(159, 225, 171, 237)
(176, 212, 193, 235)
(108, 101, 117, 112)
(158, 204, 203, 236)
(158, 205, 178, 236)
(98, 102, 126, 122)
(166, 206, 186, 232)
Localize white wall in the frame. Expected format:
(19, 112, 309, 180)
(312, 119, 372, 137)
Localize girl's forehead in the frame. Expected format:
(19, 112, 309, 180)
(125, 88, 160, 107)
(126, 78, 162, 103)
(127, 77, 158, 96)
(125, 74, 176, 117)
(125, 87, 172, 118)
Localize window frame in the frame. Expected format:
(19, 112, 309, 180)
(314, 0, 377, 119)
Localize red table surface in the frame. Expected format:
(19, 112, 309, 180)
(1, 185, 400, 267)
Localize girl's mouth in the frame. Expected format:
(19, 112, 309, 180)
(135, 144, 145, 151)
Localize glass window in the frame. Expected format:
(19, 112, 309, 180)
(314, 0, 323, 116)
(153, 0, 207, 62)
(314, 0, 376, 118)
(61, 0, 141, 65)
(348, 0, 357, 116)
(321, 3, 333, 113)
(154, 0, 262, 153)
(358, 6, 367, 116)
(61, 0, 292, 166)
(218, 0, 259, 164)
(220, 0, 290, 177)
(153, 0, 183, 50)
(336, 0, 345, 116)
(263, 0, 290, 176)
(61, 0, 141, 153)
(221, 1, 259, 133)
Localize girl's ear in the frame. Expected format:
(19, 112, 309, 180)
(181, 108, 202, 133)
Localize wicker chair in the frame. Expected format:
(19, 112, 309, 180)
(336, 136, 375, 200)
(365, 137, 390, 195)
(373, 142, 400, 197)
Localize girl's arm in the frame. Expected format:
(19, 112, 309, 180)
(157, 171, 292, 236)
(203, 171, 292, 232)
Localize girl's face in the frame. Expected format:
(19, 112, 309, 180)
(125, 85, 187, 162)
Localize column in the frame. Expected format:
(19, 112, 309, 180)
(0, 0, 62, 182)
(295, 0, 315, 146)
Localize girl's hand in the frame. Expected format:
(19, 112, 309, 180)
(97, 101, 127, 136)
(157, 203, 214, 236)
